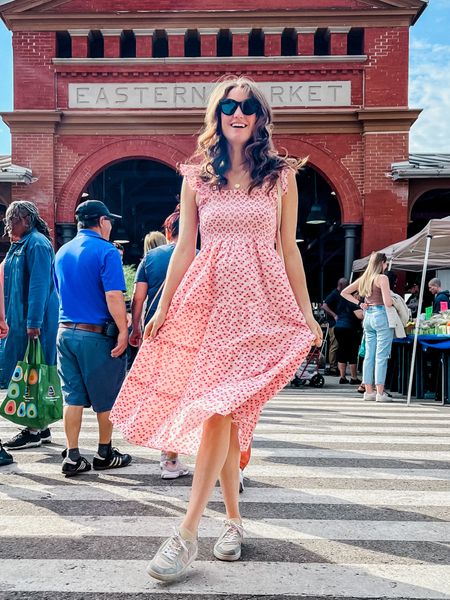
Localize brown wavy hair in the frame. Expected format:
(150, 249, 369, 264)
(189, 77, 306, 194)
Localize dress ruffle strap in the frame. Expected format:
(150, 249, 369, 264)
(179, 163, 202, 192)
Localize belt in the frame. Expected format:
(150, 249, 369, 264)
(60, 322, 104, 333)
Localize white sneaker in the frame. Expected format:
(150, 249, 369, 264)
(363, 392, 376, 401)
(160, 458, 190, 480)
(239, 469, 244, 493)
(213, 520, 244, 561)
(147, 529, 198, 581)
(376, 393, 393, 403)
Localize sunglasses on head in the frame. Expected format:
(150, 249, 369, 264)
(219, 97, 260, 116)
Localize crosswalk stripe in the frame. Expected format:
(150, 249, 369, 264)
(1, 387, 449, 599)
(1, 484, 450, 505)
(2, 462, 450, 480)
(0, 559, 449, 596)
(13, 448, 450, 460)
(2, 515, 450, 542)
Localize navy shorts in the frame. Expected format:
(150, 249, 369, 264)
(56, 328, 127, 413)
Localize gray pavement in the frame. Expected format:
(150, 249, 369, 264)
(1, 380, 450, 599)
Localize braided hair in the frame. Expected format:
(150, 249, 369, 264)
(4, 201, 52, 240)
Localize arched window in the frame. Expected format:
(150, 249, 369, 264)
(120, 30, 136, 58)
(249, 29, 264, 57)
(281, 28, 297, 56)
(217, 29, 232, 57)
(314, 28, 330, 56)
(185, 29, 200, 58)
(56, 31, 72, 58)
(88, 30, 104, 58)
(153, 30, 168, 58)
(347, 28, 364, 55)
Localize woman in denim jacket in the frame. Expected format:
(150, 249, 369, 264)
(341, 252, 394, 403)
(0, 201, 59, 448)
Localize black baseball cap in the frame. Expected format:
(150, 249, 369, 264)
(75, 200, 121, 221)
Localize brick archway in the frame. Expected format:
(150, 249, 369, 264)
(275, 136, 362, 224)
(57, 137, 191, 222)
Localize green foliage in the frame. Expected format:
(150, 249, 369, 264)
(122, 264, 136, 300)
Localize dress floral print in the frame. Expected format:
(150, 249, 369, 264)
(110, 165, 314, 454)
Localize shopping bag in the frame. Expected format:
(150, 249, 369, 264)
(0, 338, 63, 429)
(358, 334, 366, 359)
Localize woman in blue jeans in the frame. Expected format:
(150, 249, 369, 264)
(341, 252, 394, 403)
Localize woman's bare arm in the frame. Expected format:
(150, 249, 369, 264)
(280, 170, 322, 345)
(341, 280, 360, 305)
(145, 178, 199, 338)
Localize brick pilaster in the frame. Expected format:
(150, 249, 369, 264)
(297, 28, 315, 56)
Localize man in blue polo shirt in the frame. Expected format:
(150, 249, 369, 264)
(54, 200, 132, 477)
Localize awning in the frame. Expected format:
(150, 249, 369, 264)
(352, 217, 450, 272)
(0, 155, 34, 184)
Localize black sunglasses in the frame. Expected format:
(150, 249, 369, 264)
(219, 97, 260, 116)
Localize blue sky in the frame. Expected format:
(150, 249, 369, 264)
(0, 1, 449, 156)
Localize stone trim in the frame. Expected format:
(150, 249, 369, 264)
(2, 10, 422, 31)
(328, 27, 352, 34)
(52, 55, 367, 66)
(262, 28, 284, 35)
(229, 28, 252, 35)
(1, 107, 420, 136)
(198, 28, 220, 35)
(165, 28, 188, 36)
(67, 29, 90, 36)
(100, 29, 123, 36)
(134, 29, 155, 36)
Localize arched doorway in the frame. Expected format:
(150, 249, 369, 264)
(296, 165, 352, 303)
(83, 158, 181, 263)
(408, 188, 450, 237)
(407, 187, 450, 301)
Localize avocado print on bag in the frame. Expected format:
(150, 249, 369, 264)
(0, 338, 63, 429)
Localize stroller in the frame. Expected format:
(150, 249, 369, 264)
(291, 323, 329, 388)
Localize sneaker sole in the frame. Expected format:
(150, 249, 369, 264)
(160, 470, 190, 480)
(93, 458, 132, 471)
(40, 438, 52, 444)
(146, 549, 198, 582)
(213, 547, 242, 562)
(376, 399, 393, 403)
(4, 440, 42, 450)
(62, 464, 92, 478)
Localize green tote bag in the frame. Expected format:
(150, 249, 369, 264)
(0, 338, 63, 430)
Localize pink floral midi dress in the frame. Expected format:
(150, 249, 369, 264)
(110, 165, 315, 454)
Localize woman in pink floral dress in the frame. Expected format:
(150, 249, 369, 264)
(110, 77, 322, 581)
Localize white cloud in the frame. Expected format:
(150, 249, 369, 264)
(409, 40, 450, 152)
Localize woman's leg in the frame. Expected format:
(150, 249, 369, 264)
(374, 324, 394, 394)
(181, 413, 233, 535)
(334, 328, 348, 381)
(362, 316, 376, 394)
(219, 423, 241, 520)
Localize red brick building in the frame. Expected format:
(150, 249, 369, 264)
(0, 0, 427, 299)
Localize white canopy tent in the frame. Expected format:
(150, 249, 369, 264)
(352, 217, 450, 404)
(352, 217, 450, 272)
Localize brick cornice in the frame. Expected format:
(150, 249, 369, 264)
(1, 8, 424, 31)
(1, 110, 62, 132)
(0, 107, 421, 135)
(357, 107, 422, 132)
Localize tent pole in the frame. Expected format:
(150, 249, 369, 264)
(407, 234, 432, 405)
